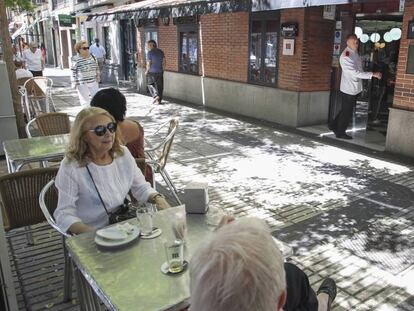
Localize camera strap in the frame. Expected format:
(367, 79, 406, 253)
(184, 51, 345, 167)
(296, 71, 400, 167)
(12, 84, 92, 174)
(86, 165, 111, 217)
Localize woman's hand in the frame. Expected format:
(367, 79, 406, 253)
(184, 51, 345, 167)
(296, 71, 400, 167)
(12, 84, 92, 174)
(155, 196, 171, 210)
(69, 222, 96, 235)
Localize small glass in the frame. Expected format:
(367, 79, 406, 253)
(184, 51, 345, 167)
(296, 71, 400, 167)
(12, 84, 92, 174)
(172, 216, 187, 242)
(136, 207, 153, 236)
(164, 240, 184, 273)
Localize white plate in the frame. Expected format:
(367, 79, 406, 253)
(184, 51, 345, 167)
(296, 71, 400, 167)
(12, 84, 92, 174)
(95, 226, 140, 248)
(96, 227, 128, 241)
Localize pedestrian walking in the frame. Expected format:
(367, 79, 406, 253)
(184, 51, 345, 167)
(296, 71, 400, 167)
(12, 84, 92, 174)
(146, 40, 165, 105)
(71, 40, 100, 106)
(40, 43, 47, 64)
(89, 38, 106, 81)
(22, 42, 44, 77)
(329, 34, 382, 139)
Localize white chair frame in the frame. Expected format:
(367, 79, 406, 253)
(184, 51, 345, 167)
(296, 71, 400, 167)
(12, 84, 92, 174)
(39, 179, 73, 302)
(21, 77, 56, 121)
(145, 118, 181, 205)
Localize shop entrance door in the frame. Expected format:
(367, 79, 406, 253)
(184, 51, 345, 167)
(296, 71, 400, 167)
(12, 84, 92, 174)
(355, 16, 401, 136)
(329, 15, 402, 141)
(120, 20, 137, 81)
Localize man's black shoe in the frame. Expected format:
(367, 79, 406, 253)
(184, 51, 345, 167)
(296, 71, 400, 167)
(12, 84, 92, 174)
(335, 133, 352, 140)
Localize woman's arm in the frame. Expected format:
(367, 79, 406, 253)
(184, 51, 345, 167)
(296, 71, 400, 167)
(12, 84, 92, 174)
(54, 160, 91, 234)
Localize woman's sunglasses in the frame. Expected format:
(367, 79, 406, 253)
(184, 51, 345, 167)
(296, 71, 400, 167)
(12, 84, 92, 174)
(89, 122, 117, 136)
(81, 46, 89, 50)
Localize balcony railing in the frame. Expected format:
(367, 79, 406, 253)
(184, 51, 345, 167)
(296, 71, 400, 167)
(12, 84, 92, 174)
(52, 0, 72, 10)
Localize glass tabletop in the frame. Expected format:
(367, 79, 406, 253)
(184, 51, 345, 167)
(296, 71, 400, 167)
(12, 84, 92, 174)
(66, 206, 212, 311)
(2, 134, 70, 162)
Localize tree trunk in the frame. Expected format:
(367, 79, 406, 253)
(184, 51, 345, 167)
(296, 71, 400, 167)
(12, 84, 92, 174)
(0, 0, 27, 138)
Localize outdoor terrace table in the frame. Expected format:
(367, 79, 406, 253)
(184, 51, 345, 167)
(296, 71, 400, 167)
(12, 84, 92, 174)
(66, 206, 204, 311)
(2, 134, 69, 173)
(66, 206, 293, 311)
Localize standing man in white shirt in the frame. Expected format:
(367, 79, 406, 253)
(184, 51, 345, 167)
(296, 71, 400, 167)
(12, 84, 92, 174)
(89, 38, 106, 81)
(329, 34, 382, 140)
(23, 41, 44, 77)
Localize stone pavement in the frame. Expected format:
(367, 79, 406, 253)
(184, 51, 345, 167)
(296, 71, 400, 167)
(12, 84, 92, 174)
(13, 68, 414, 310)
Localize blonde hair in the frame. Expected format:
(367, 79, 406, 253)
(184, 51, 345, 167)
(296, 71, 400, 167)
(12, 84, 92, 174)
(190, 218, 286, 311)
(74, 40, 88, 53)
(66, 107, 123, 166)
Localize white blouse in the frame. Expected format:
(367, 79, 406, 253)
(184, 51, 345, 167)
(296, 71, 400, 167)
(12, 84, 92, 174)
(54, 146, 157, 233)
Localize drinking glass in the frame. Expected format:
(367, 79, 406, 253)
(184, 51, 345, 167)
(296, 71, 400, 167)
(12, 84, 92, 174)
(164, 240, 184, 273)
(136, 207, 153, 236)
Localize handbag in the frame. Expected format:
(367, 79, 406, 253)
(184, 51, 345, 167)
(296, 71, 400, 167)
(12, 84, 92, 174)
(86, 165, 135, 224)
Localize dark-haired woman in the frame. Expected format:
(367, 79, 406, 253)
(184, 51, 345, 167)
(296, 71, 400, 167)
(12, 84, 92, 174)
(91, 87, 153, 184)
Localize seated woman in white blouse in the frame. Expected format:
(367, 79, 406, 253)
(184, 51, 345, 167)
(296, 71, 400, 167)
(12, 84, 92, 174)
(54, 107, 170, 234)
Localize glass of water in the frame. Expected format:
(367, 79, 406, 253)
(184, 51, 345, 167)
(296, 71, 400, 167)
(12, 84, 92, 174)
(136, 207, 153, 236)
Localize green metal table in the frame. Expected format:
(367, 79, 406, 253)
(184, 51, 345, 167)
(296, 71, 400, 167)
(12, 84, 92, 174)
(66, 206, 207, 311)
(2, 134, 69, 172)
(66, 206, 293, 311)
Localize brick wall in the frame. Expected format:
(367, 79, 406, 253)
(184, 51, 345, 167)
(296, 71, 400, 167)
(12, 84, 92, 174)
(136, 22, 178, 71)
(393, 0, 414, 111)
(200, 12, 249, 82)
(136, 27, 145, 68)
(301, 7, 335, 92)
(158, 23, 178, 72)
(278, 7, 335, 92)
(278, 9, 306, 91)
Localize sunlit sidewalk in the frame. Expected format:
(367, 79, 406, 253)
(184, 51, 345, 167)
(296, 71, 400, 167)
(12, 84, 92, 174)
(3, 67, 414, 310)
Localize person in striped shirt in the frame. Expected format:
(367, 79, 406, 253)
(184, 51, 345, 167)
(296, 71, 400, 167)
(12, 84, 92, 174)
(71, 41, 100, 106)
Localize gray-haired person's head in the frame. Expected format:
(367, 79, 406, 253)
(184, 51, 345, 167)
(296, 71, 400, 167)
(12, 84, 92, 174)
(189, 218, 286, 311)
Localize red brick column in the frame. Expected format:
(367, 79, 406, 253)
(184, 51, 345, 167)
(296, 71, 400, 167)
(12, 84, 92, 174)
(159, 23, 178, 72)
(278, 8, 305, 91)
(393, 0, 414, 111)
(278, 7, 335, 92)
(136, 27, 145, 68)
(199, 12, 249, 82)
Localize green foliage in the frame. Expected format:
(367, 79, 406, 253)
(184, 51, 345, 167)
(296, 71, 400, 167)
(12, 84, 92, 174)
(5, 0, 33, 11)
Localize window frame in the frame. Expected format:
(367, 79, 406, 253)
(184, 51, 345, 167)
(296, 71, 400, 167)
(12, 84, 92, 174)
(177, 23, 199, 75)
(248, 11, 280, 87)
(102, 26, 112, 60)
(143, 26, 159, 62)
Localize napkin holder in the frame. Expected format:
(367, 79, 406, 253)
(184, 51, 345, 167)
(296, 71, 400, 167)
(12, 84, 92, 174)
(183, 182, 209, 214)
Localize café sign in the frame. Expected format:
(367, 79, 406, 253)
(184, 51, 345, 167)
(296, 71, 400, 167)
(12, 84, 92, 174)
(58, 14, 74, 27)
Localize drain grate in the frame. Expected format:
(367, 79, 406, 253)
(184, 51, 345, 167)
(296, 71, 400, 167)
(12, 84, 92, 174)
(338, 218, 414, 275)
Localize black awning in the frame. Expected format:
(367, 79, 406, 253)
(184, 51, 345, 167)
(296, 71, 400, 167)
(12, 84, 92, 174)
(171, 0, 250, 18)
(252, 0, 350, 12)
(90, 0, 251, 22)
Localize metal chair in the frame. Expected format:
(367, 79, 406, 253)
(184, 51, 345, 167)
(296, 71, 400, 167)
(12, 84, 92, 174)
(39, 178, 73, 303)
(25, 112, 71, 138)
(0, 167, 60, 309)
(145, 118, 181, 205)
(21, 77, 56, 121)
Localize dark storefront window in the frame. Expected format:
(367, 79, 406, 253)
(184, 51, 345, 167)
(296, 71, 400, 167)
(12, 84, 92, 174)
(87, 28, 94, 45)
(179, 26, 198, 74)
(144, 28, 158, 59)
(103, 26, 111, 60)
(249, 13, 279, 85)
